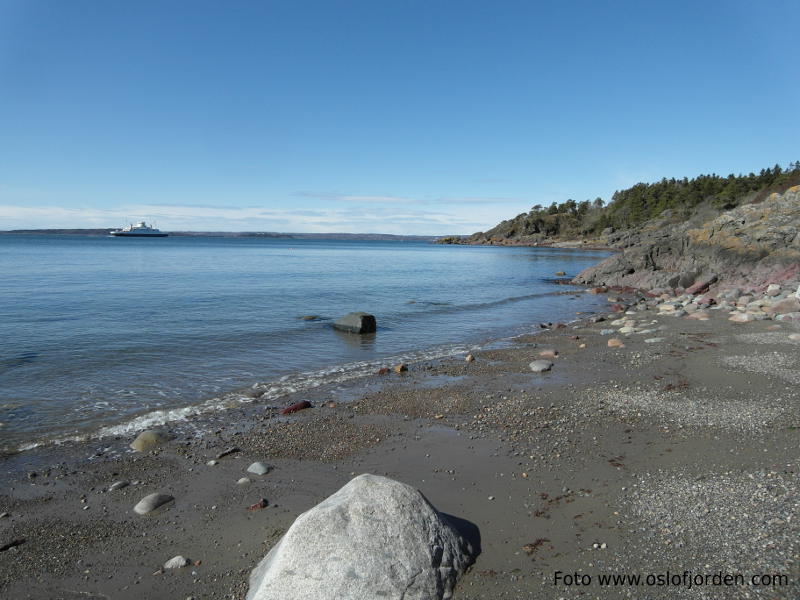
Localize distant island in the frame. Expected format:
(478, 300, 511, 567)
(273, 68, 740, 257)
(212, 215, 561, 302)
(0, 230, 443, 242)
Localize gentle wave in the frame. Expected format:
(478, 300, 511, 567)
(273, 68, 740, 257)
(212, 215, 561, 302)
(15, 340, 482, 451)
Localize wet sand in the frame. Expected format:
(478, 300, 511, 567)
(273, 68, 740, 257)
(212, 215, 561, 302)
(1, 294, 798, 599)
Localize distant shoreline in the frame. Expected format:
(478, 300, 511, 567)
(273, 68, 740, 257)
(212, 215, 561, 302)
(0, 229, 445, 242)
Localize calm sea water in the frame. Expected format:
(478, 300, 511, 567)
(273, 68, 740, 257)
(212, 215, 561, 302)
(0, 234, 610, 451)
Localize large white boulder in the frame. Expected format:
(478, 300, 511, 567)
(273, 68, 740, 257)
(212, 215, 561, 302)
(246, 474, 476, 600)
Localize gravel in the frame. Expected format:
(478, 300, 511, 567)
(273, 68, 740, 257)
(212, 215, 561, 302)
(618, 468, 800, 599)
(722, 353, 800, 385)
(584, 386, 788, 433)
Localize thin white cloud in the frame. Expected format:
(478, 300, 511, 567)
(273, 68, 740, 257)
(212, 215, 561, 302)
(436, 196, 522, 205)
(293, 190, 528, 207)
(292, 191, 423, 205)
(339, 195, 422, 205)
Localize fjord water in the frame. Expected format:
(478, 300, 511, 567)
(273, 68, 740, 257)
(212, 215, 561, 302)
(0, 234, 610, 450)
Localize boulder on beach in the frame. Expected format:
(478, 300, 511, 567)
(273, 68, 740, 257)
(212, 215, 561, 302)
(130, 429, 171, 452)
(246, 473, 477, 600)
(333, 312, 377, 334)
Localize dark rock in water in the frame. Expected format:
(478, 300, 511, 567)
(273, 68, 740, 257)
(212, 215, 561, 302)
(376, 367, 390, 375)
(299, 315, 320, 321)
(555, 271, 566, 276)
(333, 312, 377, 334)
(281, 401, 312, 415)
(245, 474, 476, 600)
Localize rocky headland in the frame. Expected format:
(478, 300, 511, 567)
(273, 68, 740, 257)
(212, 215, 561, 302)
(574, 186, 800, 298)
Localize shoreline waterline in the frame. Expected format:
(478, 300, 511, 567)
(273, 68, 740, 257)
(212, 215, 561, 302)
(5, 287, 606, 456)
(0, 235, 613, 451)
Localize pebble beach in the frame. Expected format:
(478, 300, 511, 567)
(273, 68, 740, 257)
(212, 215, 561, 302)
(1, 280, 799, 599)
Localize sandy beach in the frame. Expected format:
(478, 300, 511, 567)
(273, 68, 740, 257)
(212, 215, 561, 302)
(1, 286, 798, 600)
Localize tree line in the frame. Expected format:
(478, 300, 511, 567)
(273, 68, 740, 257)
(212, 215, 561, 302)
(464, 161, 800, 243)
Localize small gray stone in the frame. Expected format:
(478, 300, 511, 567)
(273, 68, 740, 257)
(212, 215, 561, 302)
(164, 555, 190, 569)
(529, 360, 554, 373)
(644, 337, 665, 343)
(237, 477, 251, 485)
(247, 462, 273, 476)
(600, 329, 614, 335)
(108, 481, 129, 492)
(133, 493, 174, 515)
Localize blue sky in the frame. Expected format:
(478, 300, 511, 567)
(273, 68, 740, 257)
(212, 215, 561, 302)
(0, 0, 798, 234)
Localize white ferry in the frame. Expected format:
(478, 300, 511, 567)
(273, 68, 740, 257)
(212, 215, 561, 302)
(110, 221, 168, 237)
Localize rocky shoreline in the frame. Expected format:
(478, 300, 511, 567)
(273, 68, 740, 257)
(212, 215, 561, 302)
(1, 270, 799, 598)
(574, 187, 800, 295)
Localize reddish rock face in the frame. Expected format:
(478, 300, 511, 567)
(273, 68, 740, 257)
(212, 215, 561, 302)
(281, 401, 312, 415)
(686, 275, 718, 295)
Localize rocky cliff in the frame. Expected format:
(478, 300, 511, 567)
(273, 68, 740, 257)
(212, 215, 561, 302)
(573, 186, 800, 293)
